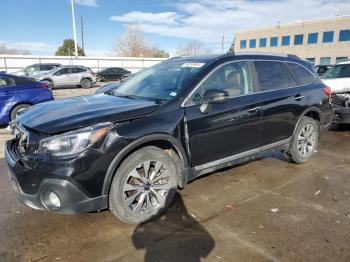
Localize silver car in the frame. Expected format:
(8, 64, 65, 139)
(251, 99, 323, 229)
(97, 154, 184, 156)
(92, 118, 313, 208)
(34, 66, 97, 88)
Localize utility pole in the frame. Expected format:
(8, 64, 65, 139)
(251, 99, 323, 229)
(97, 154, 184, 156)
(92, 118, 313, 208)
(70, 0, 78, 57)
(81, 16, 85, 53)
(221, 33, 225, 53)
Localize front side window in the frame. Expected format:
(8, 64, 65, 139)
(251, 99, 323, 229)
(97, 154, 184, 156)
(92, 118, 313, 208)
(286, 63, 315, 85)
(249, 39, 256, 48)
(294, 34, 304, 45)
(0, 76, 15, 87)
(323, 31, 334, 43)
(191, 61, 252, 104)
(322, 64, 350, 79)
(282, 36, 290, 46)
(254, 61, 296, 91)
(270, 37, 278, 47)
(240, 40, 247, 49)
(308, 33, 318, 44)
(339, 29, 350, 42)
(116, 60, 206, 101)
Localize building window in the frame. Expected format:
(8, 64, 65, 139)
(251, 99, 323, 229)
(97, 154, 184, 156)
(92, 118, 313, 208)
(339, 30, 350, 41)
(259, 38, 267, 48)
(322, 31, 334, 43)
(336, 57, 348, 64)
(320, 57, 331, 65)
(282, 36, 290, 46)
(294, 34, 304, 45)
(270, 37, 278, 47)
(306, 58, 315, 65)
(249, 39, 256, 48)
(240, 40, 247, 49)
(307, 33, 318, 44)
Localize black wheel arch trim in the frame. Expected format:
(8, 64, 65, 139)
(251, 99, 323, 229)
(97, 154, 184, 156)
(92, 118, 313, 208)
(292, 106, 323, 136)
(101, 134, 189, 196)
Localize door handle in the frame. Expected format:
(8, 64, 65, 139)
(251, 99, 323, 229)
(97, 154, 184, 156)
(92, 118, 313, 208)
(247, 107, 261, 113)
(294, 94, 304, 101)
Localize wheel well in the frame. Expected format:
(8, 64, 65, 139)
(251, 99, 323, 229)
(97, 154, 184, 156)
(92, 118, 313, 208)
(10, 102, 32, 119)
(81, 77, 92, 82)
(104, 139, 188, 196)
(304, 111, 320, 123)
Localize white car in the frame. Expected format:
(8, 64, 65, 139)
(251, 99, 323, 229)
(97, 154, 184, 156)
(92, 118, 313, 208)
(34, 65, 97, 89)
(322, 61, 350, 124)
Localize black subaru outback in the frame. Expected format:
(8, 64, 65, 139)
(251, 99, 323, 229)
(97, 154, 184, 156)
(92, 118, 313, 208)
(5, 53, 333, 224)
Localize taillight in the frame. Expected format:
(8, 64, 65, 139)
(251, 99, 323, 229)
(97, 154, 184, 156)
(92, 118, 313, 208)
(38, 84, 49, 89)
(322, 86, 332, 97)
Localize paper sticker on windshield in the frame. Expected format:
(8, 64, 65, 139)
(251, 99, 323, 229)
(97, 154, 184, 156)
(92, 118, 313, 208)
(181, 63, 205, 68)
(169, 92, 177, 97)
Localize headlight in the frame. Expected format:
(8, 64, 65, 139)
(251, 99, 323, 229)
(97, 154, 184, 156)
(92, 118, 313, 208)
(37, 123, 111, 157)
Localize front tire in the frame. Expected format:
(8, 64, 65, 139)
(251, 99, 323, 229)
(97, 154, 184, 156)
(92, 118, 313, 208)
(10, 104, 31, 121)
(109, 146, 178, 224)
(80, 78, 92, 89)
(287, 116, 319, 164)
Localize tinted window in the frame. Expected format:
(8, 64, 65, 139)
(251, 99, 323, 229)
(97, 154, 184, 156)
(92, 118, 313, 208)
(286, 63, 315, 85)
(255, 61, 297, 91)
(240, 40, 247, 49)
(71, 67, 86, 73)
(191, 61, 253, 104)
(270, 37, 278, 47)
(0, 76, 16, 87)
(308, 33, 318, 44)
(294, 34, 303, 45)
(282, 36, 290, 46)
(323, 31, 334, 43)
(259, 38, 267, 47)
(339, 30, 350, 42)
(249, 39, 256, 48)
(54, 68, 70, 75)
(322, 64, 350, 79)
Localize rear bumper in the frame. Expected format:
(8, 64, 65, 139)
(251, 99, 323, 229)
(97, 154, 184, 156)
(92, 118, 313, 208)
(333, 108, 350, 124)
(4, 141, 107, 214)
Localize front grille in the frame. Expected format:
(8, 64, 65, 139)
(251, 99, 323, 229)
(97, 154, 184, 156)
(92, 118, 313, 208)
(332, 95, 348, 108)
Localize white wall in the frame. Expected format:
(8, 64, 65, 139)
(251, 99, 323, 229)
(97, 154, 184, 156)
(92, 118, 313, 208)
(0, 55, 166, 73)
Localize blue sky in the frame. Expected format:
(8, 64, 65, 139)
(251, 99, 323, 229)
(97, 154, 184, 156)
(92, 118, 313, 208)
(1, 0, 349, 56)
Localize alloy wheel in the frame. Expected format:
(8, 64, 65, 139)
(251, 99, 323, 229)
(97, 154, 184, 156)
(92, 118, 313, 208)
(297, 123, 317, 157)
(123, 160, 172, 215)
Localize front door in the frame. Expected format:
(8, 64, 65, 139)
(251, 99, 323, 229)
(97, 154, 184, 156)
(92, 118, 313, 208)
(184, 61, 262, 167)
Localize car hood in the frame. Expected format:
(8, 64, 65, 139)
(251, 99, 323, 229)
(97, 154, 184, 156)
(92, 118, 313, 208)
(18, 94, 159, 134)
(323, 78, 350, 93)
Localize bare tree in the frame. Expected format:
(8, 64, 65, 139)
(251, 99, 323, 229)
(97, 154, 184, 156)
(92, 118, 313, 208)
(113, 26, 168, 58)
(175, 41, 212, 56)
(0, 43, 31, 55)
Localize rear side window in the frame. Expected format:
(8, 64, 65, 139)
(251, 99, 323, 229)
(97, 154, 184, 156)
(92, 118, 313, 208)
(286, 63, 315, 85)
(254, 61, 297, 91)
(71, 67, 86, 73)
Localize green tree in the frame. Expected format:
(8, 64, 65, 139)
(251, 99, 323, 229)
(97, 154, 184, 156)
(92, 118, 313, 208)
(55, 39, 85, 56)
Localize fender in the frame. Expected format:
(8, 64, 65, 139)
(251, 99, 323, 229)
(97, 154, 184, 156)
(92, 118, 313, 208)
(292, 106, 323, 136)
(101, 134, 189, 196)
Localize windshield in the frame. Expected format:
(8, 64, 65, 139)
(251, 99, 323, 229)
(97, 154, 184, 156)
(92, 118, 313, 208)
(322, 64, 350, 79)
(114, 61, 206, 101)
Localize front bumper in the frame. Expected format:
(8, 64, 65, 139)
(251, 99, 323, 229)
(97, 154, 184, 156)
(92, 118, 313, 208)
(4, 140, 108, 214)
(333, 108, 350, 124)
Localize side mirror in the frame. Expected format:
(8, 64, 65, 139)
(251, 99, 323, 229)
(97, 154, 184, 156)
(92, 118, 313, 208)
(200, 89, 229, 114)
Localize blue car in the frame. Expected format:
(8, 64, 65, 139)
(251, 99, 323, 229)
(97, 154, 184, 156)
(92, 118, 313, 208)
(0, 73, 54, 125)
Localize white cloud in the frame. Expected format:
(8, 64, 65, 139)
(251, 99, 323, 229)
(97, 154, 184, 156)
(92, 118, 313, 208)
(74, 0, 97, 7)
(110, 0, 350, 46)
(0, 40, 56, 53)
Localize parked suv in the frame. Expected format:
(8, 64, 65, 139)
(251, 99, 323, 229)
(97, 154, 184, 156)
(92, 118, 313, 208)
(5, 53, 333, 224)
(96, 67, 131, 82)
(12, 63, 62, 77)
(34, 65, 96, 88)
(322, 61, 350, 124)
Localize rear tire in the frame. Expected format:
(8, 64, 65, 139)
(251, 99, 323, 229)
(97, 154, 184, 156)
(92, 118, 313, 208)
(109, 146, 178, 224)
(10, 104, 31, 121)
(286, 116, 319, 164)
(80, 78, 92, 89)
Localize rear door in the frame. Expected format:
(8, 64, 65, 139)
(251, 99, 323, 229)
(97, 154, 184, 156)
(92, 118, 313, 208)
(70, 67, 86, 84)
(52, 68, 72, 86)
(185, 61, 262, 167)
(254, 60, 313, 146)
